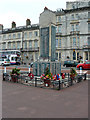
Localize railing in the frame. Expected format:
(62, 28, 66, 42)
(3, 72, 87, 90)
(83, 45, 90, 49)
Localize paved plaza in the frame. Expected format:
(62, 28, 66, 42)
(2, 78, 88, 118)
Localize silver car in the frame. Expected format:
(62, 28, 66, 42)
(0, 58, 10, 66)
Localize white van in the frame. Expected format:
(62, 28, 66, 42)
(9, 54, 20, 65)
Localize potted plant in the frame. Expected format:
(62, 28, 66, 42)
(10, 68, 20, 82)
(40, 67, 53, 87)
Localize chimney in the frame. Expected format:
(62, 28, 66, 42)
(26, 19, 31, 26)
(44, 6, 48, 11)
(0, 24, 3, 31)
(12, 21, 16, 28)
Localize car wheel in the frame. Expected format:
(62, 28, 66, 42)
(1, 63, 4, 66)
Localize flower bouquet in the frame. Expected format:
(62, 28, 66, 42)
(40, 67, 53, 87)
(10, 68, 20, 82)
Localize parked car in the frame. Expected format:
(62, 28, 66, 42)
(76, 60, 90, 70)
(0, 58, 10, 66)
(63, 60, 78, 67)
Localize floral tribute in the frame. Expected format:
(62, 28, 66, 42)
(40, 67, 53, 80)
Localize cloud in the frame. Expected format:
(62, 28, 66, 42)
(0, 0, 74, 28)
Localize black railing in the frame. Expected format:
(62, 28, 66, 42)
(3, 72, 87, 90)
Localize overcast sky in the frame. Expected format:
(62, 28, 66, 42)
(0, 0, 74, 28)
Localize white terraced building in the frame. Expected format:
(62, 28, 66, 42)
(0, 0, 90, 64)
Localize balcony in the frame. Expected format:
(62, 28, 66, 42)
(21, 47, 39, 52)
(70, 31, 80, 35)
(83, 45, 90, 51)
(70, 20, 79, 24)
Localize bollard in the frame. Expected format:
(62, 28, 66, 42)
(35, 77, 37, 87)
(84, 74, 86, 80)
(3, 66, 6, 81)
(29, 66, 30, 73)
(80, 67, 82, 74)
(4, 66, 6, 73)
(3, 73, 5, 81)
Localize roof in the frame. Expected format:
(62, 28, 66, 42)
(1, 24, 39, 34)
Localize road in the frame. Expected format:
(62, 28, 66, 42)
(0, 65, 90, 74)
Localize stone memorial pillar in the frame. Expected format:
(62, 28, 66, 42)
(39, 7, 56, 61)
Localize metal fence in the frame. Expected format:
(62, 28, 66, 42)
(2, 72, 87, 90)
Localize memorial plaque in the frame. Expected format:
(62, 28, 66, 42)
(33, 62, 61, 76)
(40, 27, 49, 58)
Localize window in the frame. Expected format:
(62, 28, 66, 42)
(8, 34, 11, 39)
(34, 41, 38, 48)
(88, 37, 90, 45)
(88, 23, 90, 32)
(13, 34, 16, 39)
(18, 33, 21, 39)
(71, 25, 74, 31)
(34, 31, 38, 37)
(23, 41, 27, 49)
(77, 52, 79, 60)
(2, 43, 6, 49)
(56, 53, 58, 60)
(58, 16, 61, 22)
(59, 53, 61, 60)
(0, 44, 1, 49)
(56, 26, 58, 33)
(17, 41, 20, 49)
(56, 16, 58, 22)
(8, 42, 11, 49)
(77, 36, 80, 47)
(29, 41, 32, 48)
(56, 38, 58, 47)
(76, 14, 79, 19)
(59, 38, 61, 47)
(29, 32, 32, 38)
(13, 42, 16, 49)
(71, 14, 74, 20)
(24, 32, 27, 39)
(73, 37, 76, 46)
(72, 4, 75, 9)
(35, 53, 38, 61)
(73, 51, 76, 60)
(58, 26, 61, 33)
(0, 36, 2, 40)
(88, 12, 90, 19)
(3, 35, 6, 40)
(76, 24, 79, 31)
(29, 53, 33, 61)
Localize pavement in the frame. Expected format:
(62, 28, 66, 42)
(2, 79, 88, 118)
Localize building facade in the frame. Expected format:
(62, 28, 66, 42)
(0, 0, 90, 64)
(0, 20, 40, 64)
(55, 0, 90, 62)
